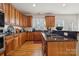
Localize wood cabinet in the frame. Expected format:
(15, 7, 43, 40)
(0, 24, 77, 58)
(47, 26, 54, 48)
(19, 32, 26, 46)
(2, 3, 28, 26)
(0, 3, 3, 10)
(0, 52, 4, 56)
(28, 32, 34, 41)
(33, 32, 43, 41)
(14, 34, 19, 50)
(45, 16, 55, 27)
(5, 35, 14, 55)
(27, 32, 43, 41)
(47, 41, 77, 56)
(9, 4, 15, 25)
(19, 13, 23, 26)
(15, 9, 20, 26)
(27, 16, 32, 27)
(3, 3, 10, 24)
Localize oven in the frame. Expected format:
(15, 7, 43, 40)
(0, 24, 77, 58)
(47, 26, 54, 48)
(0, 29, 5, 52)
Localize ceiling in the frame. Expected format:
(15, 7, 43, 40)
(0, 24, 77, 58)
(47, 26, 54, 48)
(12, 3, 79, 15)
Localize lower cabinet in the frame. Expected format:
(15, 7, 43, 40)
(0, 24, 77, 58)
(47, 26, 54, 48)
(19, 32, 26, 46)
(47, 41, 77, 56)
(5, 35, 14, 55)
(0, 52, 4, 56)
(33, 32, 43, 41)
(14, 34, 19, 50)
(27, 32, 43, 41)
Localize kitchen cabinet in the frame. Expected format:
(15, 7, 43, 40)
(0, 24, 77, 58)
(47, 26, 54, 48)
(14, 34, 19, 50)
(3, 3, 28, 26)
(27, 32, 43, 41)
(33, 32, 43, 41)
(3, 3, 10, 24)
(15, 9, 20, 26)
(19, 13, 23, 26)
(0, 52, 4, 56)
(45, 16, 55, 27)
(26, 32, 29, 40)
(28, 32, 34, 41)
(27, 16, 32, 27)
(25, 17, 27, 27)
(64, 41, 76, 56)
(19, 32, 26, 46)
(5, 35, 14, 55)
(47, 41, 76, 56)
(0, 51, 4, 56)
(22, 15, 26, 27)
(0, 3, 3, 10)
(9, 4, 15, 25)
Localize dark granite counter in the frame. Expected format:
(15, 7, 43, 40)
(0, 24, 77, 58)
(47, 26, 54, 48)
(41, 32, 78, 42)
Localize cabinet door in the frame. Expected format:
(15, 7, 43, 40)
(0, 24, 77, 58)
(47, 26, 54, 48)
(45, 16, 55, 27)
(3, 3, 10, 24)
(50, 16, 55, 27)
(15, 10, 19, 26)
(19, 13, 23, 26)
(5, 37, 14, 55)
(22, 15, 25, 27)
(58, 42, 65, 56)
(0, 3, 3, 10)
(9, 4, 15, 25)
(45, 16, 50, 27)
(14, 36, 19, 50)
(27, 16, 32, 27)
(28, 32, 33, 41)
(47, 42, 59, 56)
(26, 32, 28, 41)
(25, 17, 27, 27)
(34, 32, 42, 41)
(64, 41, 76, 56)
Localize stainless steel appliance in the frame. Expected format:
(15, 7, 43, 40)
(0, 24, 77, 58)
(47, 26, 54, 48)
(0, 29, 5, 52)
(0, 11, 5, 52)
(0, 12, 4, 27)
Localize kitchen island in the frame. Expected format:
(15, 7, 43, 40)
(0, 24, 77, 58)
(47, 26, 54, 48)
(42, 32, 78, 56)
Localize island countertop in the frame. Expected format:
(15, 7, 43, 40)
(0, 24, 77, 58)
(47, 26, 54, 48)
(41, 32, 78, 56)
(41, 32, 78, 42)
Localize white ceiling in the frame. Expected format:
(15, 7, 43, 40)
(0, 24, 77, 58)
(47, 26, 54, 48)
(12, 3, 79, 15)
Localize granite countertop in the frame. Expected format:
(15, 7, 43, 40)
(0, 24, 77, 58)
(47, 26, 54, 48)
(41, 32, 78, 42)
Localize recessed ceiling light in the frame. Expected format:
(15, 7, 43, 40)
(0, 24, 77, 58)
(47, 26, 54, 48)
(62, 3, 66, 7)
(33, 4, 36, 7)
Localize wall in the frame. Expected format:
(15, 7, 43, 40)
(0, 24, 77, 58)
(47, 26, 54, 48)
(55, 14, 78, 31)
(26, 14, 79, 31)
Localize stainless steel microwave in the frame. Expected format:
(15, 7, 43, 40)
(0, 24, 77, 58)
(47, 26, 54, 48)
(0, 12, 4, 27)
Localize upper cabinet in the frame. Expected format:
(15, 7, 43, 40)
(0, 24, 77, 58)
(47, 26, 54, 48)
(45, 16, 55, 27)
(0, 3, 3, 10)
(2, 3, 31, 27)
(27, 16, 32, 27)
(15, 9, 20, 26)
(3, 3, 10, 25)
(9, 4, 15, 25)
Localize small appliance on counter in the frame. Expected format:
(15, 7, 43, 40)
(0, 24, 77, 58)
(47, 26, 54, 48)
(20, 27, 26, 32)
(4, 25, 15, 35)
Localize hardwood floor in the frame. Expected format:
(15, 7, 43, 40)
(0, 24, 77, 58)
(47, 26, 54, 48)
(5, 40, 79, 56)
(7, 41, 43, 56)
